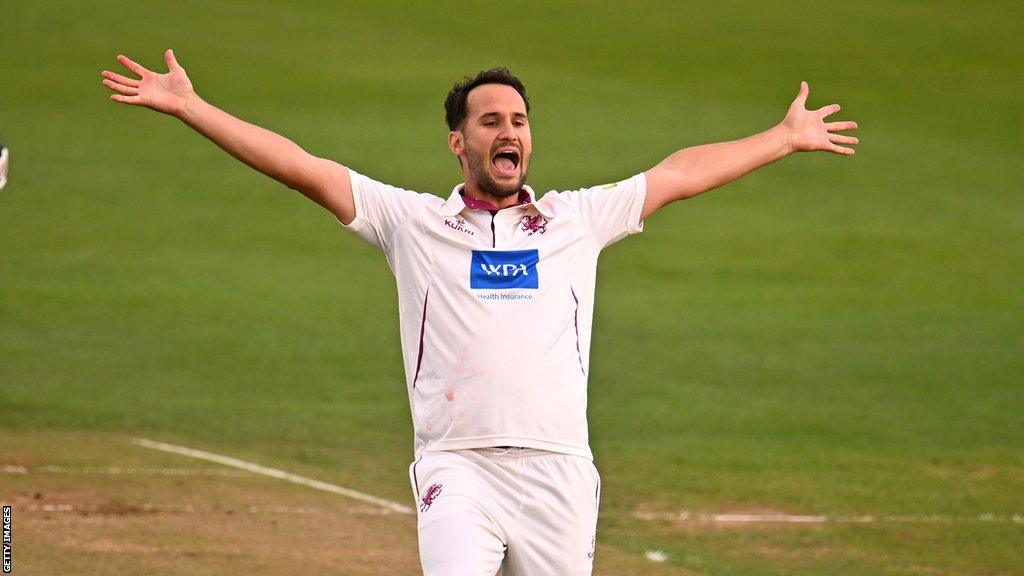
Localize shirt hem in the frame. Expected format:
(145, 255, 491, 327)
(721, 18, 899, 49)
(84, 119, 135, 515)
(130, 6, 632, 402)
(417, 437, 593, 460)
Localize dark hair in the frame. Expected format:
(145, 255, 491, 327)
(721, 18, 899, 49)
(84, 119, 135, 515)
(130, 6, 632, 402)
(444, 68, 530, 131)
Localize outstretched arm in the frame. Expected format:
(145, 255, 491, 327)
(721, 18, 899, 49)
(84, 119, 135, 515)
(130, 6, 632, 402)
(101, 50, 355, 224)
(642, 82, 858, 220)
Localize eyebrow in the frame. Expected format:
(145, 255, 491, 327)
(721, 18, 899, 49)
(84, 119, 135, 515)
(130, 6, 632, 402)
(479, 111, 529, 120)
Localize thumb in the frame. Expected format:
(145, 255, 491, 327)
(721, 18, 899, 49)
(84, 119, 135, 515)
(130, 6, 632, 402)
(165, 49, 181, 71)
(794, 81, 809, 108)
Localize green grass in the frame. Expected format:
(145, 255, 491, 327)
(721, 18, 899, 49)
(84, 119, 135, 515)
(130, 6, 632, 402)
(2, 1, 1022, 574)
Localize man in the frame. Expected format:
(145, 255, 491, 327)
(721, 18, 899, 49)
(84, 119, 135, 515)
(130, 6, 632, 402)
(102, 50, 858, 575)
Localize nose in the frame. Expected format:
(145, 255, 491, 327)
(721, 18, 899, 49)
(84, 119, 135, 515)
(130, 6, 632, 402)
(498, 119, 518, 142)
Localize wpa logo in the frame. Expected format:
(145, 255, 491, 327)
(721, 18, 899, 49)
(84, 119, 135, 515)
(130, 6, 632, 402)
(480, 263, 530, 277)
(470, 249, 539, 289)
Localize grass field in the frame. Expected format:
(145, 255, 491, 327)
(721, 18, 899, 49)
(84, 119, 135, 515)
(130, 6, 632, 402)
(2, 1, 1022, 574)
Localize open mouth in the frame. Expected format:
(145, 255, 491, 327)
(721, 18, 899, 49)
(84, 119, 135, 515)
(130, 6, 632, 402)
(491, 149, 520, 177)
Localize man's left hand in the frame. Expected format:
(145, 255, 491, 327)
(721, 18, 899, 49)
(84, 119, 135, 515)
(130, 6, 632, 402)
(782, 82, 859, 155)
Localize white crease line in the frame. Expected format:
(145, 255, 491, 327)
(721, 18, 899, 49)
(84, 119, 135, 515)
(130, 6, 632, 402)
(33, 504, 77, 512)
(712, 513, 826, 523)
(349, 506, 405, 516)
(248, 505, 322, 514)
(29, 503, 392, 516)
(1, 465, 27, 474)
(131, 438, 414, 515)
(37, 465, 251, 477)
(27, 503, 195, 513)
(635, 511, 1024, 524)
(26, 503, 327, 514)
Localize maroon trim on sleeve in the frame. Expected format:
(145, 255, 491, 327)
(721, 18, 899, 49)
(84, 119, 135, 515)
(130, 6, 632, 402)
(412, 289, 429, 388)
(570, 287, 586, 376)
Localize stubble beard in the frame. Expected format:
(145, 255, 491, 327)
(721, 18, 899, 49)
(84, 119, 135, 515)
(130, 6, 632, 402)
(465, 142, 529, 199)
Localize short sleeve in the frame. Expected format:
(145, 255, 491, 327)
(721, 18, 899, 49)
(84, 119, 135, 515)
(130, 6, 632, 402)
(555, 173, 647, 248)
(342, 169, 423, 252)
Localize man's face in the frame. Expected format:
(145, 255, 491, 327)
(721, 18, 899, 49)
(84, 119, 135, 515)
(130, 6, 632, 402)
(451, 84, 532, 198)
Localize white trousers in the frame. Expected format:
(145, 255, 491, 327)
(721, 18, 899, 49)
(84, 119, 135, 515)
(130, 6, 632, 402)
(409, 448, 601, 576)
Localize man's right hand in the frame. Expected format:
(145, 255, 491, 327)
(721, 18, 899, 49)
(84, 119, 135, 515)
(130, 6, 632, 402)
(101, 49, 355, 224)
(102, 50, 196, 117)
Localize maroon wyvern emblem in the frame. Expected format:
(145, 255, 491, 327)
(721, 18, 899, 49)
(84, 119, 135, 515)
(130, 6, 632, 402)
(420, 483, 443, 512)
(520, 214, 548, 235)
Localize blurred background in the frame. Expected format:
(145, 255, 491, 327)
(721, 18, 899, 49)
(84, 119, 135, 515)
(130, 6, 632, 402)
(1, 1, 1021, 574)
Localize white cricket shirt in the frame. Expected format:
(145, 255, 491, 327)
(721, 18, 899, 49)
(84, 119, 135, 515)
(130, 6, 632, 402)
(343, 170, 646, 459)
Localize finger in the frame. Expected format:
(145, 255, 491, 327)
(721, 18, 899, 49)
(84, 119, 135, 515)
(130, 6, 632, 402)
(110, 93, 142, 106)
(825, 120, 858, 132)
(795, 81, 809, 108)
(828, 133, 859, 146)
(117, 54, 150, 77)
(817, 104, 842, 119)
(828, 143, 855, 156)
(165, 48, 181, 71)
(101, 70, 139, 87)
(102, 78, 139, 96)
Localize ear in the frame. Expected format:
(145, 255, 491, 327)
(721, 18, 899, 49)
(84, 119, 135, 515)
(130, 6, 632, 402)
(448, 130, 464, 156)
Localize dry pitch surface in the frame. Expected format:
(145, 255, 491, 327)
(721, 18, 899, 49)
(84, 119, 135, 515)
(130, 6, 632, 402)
(1, 430, 698, 575)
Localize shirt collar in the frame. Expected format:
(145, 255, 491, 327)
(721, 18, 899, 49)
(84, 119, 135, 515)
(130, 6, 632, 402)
(440, 184, 553, 218)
